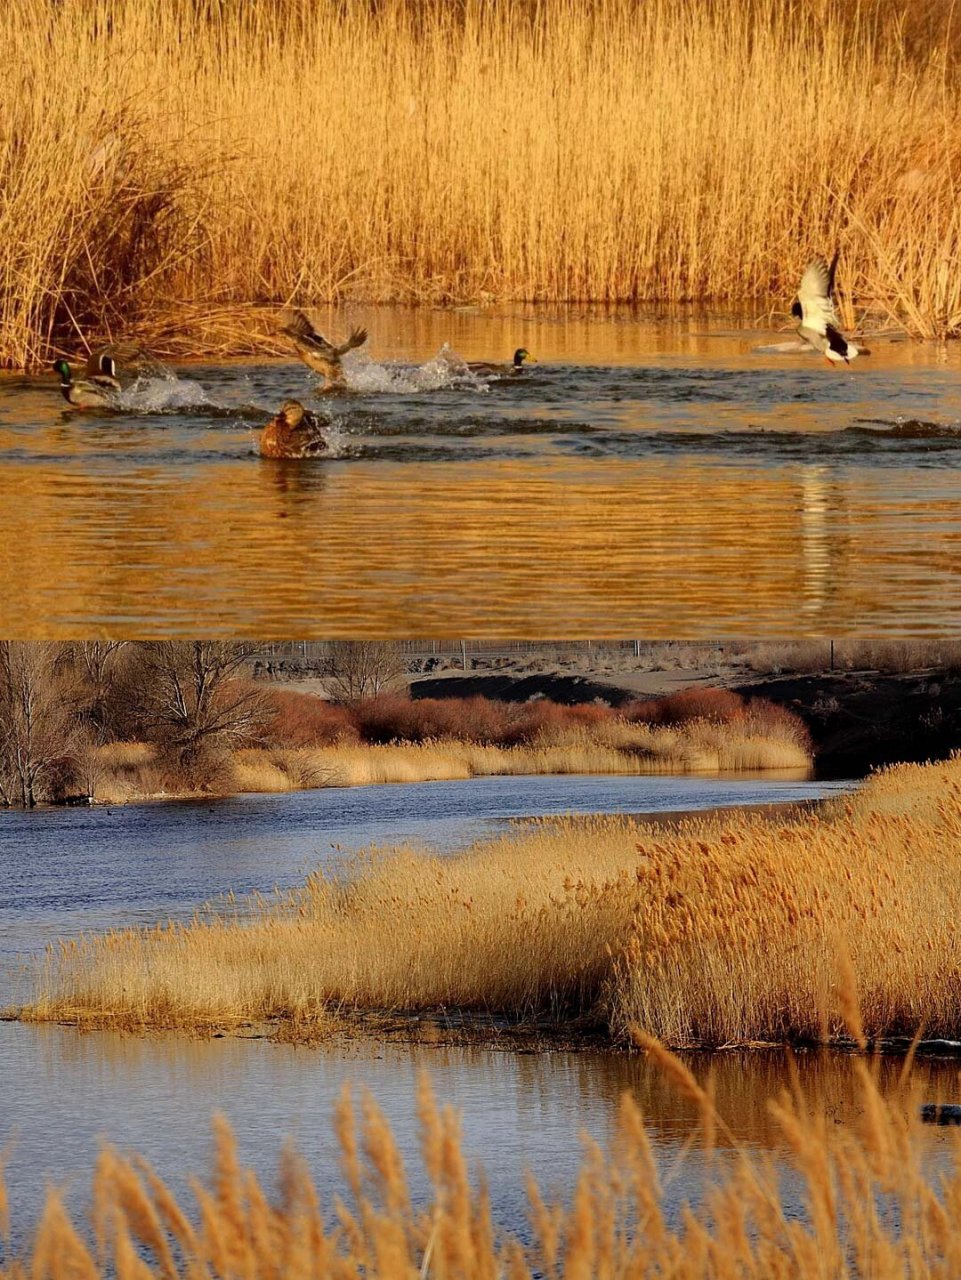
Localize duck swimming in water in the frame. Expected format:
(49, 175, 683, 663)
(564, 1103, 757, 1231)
(791, 252, 867, 364)
(469, 347, 536, 376)
(259, 399, 329, 459)
(279, 310, 368, 388)
(52, 352, 121, 408)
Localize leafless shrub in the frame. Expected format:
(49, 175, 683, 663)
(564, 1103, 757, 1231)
(0, 642, 88, 806)
(325, 643, 407, 702)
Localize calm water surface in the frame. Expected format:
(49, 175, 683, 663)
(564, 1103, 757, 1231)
(5, 772, 959, 1251)
(3, 307, 961, 635)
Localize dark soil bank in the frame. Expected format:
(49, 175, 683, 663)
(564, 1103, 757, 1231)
(413, 672, 636, 706)
(415, 669, 961, 779)
(735, 671, 961, 779)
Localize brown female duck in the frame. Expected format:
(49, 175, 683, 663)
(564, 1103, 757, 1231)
(279, 310, 368, 388)
(260, 400, 329, 459)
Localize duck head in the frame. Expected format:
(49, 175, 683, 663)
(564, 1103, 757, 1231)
(279, 399, 306, 427)
(513, 348, 535, 367)
(52, 358, 72, 385)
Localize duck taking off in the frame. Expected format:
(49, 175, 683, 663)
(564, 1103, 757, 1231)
(791, 252, 865, 364)
(260, 399, 329, 459)
(279, 310, 368, 388)
(469, 348, 536, 376)
(52, 352, 121, 408)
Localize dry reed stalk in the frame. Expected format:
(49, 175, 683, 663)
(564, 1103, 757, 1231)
(3, 0, 961, 365)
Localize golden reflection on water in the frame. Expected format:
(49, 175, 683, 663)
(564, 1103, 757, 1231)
(3, 454, 961, 636)
(4, 1023, 959, 1244)
(3, 306, 961, 635)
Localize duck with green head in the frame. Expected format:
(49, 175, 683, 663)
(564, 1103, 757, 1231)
(469, 348, 536, 376)
(53, 352, 121, 408)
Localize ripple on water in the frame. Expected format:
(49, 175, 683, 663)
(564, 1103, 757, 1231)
(2, 310, 961, 632)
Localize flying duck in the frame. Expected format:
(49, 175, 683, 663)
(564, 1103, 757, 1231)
(791, 252, 865, 364)
(279, 311, 368, 388)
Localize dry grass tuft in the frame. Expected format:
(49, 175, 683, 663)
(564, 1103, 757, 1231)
(23, 757, 961, 1046)
(4, 0, 961, 364)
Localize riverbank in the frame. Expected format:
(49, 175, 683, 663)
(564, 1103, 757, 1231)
(412, 663, 961, 779)
(21, 757, 961, 1047)
(89, 713, 812, 805)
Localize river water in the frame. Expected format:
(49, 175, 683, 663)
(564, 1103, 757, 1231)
(5, 771, 959, 1254)
(3, 306, 961, 636)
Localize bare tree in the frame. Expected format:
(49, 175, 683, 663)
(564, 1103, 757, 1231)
(129, 642, 267, 762)
(58, 641, 130, 743)
(0, 642, 86, 807)
(324, 642, 407, 701)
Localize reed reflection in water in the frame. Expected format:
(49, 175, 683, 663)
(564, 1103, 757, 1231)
(3, 454, 960, 635)
(2, 1023, 959, 1252)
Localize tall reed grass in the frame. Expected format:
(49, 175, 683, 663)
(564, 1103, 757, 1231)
(25, 757, 961, 1045)
(92, 721, 813, 798)
(4, 0, 961, 366)
(1, 1055, 960, 1278)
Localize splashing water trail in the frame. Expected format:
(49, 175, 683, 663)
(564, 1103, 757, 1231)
(117, 372, 216, 414)
(342, 344, 489, 394)
(319, 417, 352, 458)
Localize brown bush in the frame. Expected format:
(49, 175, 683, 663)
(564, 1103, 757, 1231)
(623, 687, 748, 726)
(257, 689, 359, 748)
(500, 700, 613, 745)
(741, 697, 813, 752)
(351, 694, 510, 744)
(352, 694, 620, 746)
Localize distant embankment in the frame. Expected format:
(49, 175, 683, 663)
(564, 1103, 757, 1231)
(735, 671, 961, 779)
(413, 672, 636, 706)
(416, 669, 961, 779)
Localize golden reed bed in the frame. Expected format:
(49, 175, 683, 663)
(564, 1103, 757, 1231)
(92, 718, 812, 802)
(1, 1057, 959, 1278)
(3, 0, 961, 366)
(23, 757, 961, 1045)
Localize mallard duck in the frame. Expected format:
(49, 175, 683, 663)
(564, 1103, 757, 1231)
(260, 399, 329, 459)
(279, 310, 368, 387)
(469, 347, 536, 375)
(791, 252, 866, 364)
(52, 352, 121, 408)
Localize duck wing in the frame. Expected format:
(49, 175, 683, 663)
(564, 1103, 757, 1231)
(83, 351, 110, 376)
(796, 253, 840, 334)
(82, 350, 120, 389)
(334, 326, 368, 357)
(279, 310, 339, 359)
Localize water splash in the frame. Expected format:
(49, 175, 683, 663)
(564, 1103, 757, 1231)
(341, 344, 489, 394)
(317, 417, 353, 458)
(850, 416, 961, 440)
(752, 340, 814, 355)
(117, 372, 216, 413)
